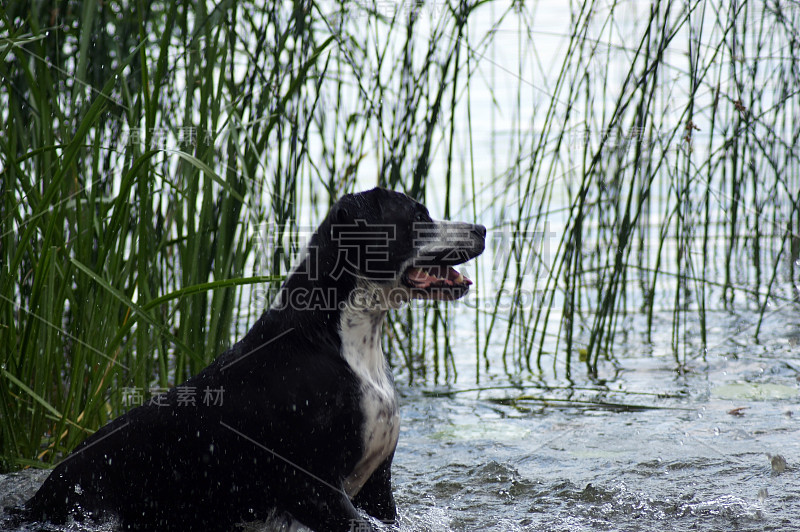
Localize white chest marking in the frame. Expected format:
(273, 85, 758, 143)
(339, 305, 400, 498)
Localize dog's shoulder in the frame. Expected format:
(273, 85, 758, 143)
(197, 312, 362, 425)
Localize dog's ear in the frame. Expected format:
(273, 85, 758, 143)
(369, 187, 394, 216)
(330, 202, 351, 226)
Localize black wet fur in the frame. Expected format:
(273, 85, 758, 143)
(13, 188, 486, 532)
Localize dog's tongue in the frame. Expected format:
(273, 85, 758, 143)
(407, 266, 472, 288)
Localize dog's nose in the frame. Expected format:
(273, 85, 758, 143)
(472, 225, 487, 239)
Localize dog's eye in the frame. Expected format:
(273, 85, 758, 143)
(414, 213, 424, 222)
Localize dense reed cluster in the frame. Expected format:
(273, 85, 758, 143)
(1, 0, 798, 469)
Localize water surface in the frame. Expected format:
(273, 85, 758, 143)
(3, 337, 798, 531)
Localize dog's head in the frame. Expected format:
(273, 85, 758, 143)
(319, 188, 485, 306)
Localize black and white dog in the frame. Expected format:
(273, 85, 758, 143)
(16, 187, 485, 531)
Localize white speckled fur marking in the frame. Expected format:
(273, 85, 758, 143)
(339, 290, 400, 497)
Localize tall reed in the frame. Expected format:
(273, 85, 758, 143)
(2, 0, 798, 471)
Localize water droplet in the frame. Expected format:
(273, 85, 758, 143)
(768, 454, 787, 474)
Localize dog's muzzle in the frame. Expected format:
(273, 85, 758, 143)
(402, 221, 486, 301)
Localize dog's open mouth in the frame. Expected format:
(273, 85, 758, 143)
(403, 265, 473, 300)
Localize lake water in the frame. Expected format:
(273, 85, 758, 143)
(3, 339, 799, 531)
(3, 0, 800, 530)
(3, 304, 799, 529)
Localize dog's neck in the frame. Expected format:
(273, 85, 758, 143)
(266, 230, 402, 347)
(267, 252, 395, 380)
(339, 295, 387, 382)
